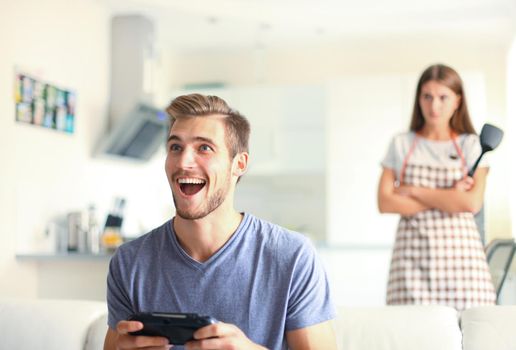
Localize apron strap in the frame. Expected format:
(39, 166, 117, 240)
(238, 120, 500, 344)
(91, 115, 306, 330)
(399, 133, 418, 185)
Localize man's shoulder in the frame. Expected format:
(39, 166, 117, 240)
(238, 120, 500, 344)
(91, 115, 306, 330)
(113, 220, 171, 258)
(244, 214, 313, 252)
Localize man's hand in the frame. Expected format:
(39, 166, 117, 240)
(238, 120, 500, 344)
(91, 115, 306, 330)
(105, 320, 171, 350)
(185, 322, 267, 350)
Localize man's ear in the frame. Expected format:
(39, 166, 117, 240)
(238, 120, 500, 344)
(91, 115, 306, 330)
(232, 152, 249, 177)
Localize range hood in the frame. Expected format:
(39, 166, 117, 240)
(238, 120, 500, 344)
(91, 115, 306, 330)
(97, 15, 167, 162)
(97, 103, 168, 161)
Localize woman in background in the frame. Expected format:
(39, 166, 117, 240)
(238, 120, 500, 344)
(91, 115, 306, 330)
(377, 63, 495, 311)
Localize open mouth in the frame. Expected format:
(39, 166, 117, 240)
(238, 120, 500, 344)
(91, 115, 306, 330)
(177, 178, 206, 196)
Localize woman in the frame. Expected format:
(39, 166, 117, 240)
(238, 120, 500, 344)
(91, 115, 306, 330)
(378, 64, 495, 311)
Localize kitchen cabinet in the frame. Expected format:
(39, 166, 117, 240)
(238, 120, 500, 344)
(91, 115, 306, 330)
(173, 84, 326, 175)
(170, 85, 328, 242)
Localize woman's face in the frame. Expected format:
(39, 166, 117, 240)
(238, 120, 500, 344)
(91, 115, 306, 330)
(419, 80, 461, 129)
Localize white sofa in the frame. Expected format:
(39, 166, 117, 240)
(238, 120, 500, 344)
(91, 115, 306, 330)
(1, 298, 515, 350)
(0, 298, 107, 350)
(335, 305, 516, 350)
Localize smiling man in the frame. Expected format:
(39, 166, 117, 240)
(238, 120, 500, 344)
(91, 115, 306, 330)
(103, 94, 337, 350)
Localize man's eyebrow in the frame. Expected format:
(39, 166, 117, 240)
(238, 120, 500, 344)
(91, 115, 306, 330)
(194, 136, 215, 144)
(167, 135, 181, 143)
(167, 135, 215, 144)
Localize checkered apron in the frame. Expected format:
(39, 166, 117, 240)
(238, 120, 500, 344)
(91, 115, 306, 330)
(386, 135, 496, 311)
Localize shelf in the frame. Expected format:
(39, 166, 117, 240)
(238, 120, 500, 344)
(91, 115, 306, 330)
(314, 243, 393, 251)
(16, 252, 114, 261)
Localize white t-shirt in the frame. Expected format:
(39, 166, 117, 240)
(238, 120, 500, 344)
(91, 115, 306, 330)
(381, 131, 488, 180)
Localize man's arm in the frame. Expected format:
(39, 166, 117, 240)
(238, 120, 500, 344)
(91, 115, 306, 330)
(103, 328, 117, 350)
(286, 320, 338, 350)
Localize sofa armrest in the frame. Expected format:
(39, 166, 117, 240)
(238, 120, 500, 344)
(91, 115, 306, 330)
(335, 305, 462, 350)
(0, 298, 107, 350)
(461, 306, 516, 350)
(86, 313, 108, 350)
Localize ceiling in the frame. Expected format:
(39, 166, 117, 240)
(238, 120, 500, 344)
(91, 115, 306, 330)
(105, 0, 516, 51)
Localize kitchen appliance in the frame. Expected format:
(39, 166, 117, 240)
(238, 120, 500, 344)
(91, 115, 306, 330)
(468, 123, 504, 176)
(96, 103, 168, 161)
(96, 15, 167, 162)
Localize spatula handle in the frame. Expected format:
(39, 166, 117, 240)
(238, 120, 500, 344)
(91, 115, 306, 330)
(467, 152, 484, 177)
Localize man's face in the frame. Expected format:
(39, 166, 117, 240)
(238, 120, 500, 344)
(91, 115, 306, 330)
(165, 115, 236, 220)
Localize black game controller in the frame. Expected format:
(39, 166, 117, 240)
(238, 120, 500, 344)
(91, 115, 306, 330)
(128, 312, 217, 345)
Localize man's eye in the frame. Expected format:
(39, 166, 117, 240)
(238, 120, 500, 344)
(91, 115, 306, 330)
(199, 145, 213, 152)
(169, 144, 182, 152)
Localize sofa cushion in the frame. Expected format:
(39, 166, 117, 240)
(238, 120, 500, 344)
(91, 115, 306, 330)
(0, 298, 107, 350)
(335, 305, 462, 350)
(461, 305, 516, 350)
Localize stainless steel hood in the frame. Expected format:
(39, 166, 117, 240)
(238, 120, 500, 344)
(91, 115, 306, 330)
(97, 103, 168, 161)
(96, 15, 167, 162)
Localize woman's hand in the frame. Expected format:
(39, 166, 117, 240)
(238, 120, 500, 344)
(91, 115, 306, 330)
(454, 176, 474, 192)
(393, 185, 414, 197)
(377, 168, 430, 215)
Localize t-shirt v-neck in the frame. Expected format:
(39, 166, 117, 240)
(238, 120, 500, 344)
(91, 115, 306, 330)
(166, 212, 251, 272)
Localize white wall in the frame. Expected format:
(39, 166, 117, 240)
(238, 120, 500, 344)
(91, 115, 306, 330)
(1, 2, 514, 305)
(163, 33, 514, 306)
(166, 33, 512, 243)
(508, 34, 516, 240)
(0, 0, 171, 300)
(0, 0, 108, 298)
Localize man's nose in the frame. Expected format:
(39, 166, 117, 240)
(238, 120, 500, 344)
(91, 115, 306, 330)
(178, 148, 196, 168)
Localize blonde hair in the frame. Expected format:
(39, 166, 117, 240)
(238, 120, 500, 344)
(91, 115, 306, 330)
(166, 93, 250, 157)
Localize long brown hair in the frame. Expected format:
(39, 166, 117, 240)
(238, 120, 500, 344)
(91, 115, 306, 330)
(409, 64, 476, 134)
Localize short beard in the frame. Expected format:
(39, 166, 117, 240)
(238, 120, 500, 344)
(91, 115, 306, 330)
(173, 184, 228, 220)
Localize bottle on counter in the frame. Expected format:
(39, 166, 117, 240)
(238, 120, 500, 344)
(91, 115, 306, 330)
(87, 204, 101, 254)
(66, 211, 83, 252)
(101, 197, 125, 252)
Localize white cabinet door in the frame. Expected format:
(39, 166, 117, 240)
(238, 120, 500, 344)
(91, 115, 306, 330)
(326, 75, 413, 246)
(202, 85, 326, 175)
(274, 85, 326, 174)
(229, 86, 283, 174)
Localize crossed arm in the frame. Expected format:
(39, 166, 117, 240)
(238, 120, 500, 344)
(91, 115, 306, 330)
(104, 319, 337, 350)
(377, 167, 488, 216)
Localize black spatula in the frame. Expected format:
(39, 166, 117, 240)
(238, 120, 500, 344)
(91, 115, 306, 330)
(468, 123, 504, 177)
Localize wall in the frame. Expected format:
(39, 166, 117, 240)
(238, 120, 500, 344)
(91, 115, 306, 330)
(1, 3, 514, 305)
(0, 0, 172, 299)
(0, 0, 107, 298)
(164, 33, 512, 243)
(508, 34, 516, 240)
(162, 33, 514, 306)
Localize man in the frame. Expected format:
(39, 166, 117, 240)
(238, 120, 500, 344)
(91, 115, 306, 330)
(104, 94, 337, 350)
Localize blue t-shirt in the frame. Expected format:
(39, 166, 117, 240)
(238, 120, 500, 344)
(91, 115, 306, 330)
(107, 213, 336, 350)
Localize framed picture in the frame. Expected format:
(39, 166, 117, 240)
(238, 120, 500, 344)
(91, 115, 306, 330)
(14, 72, 76, 134)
